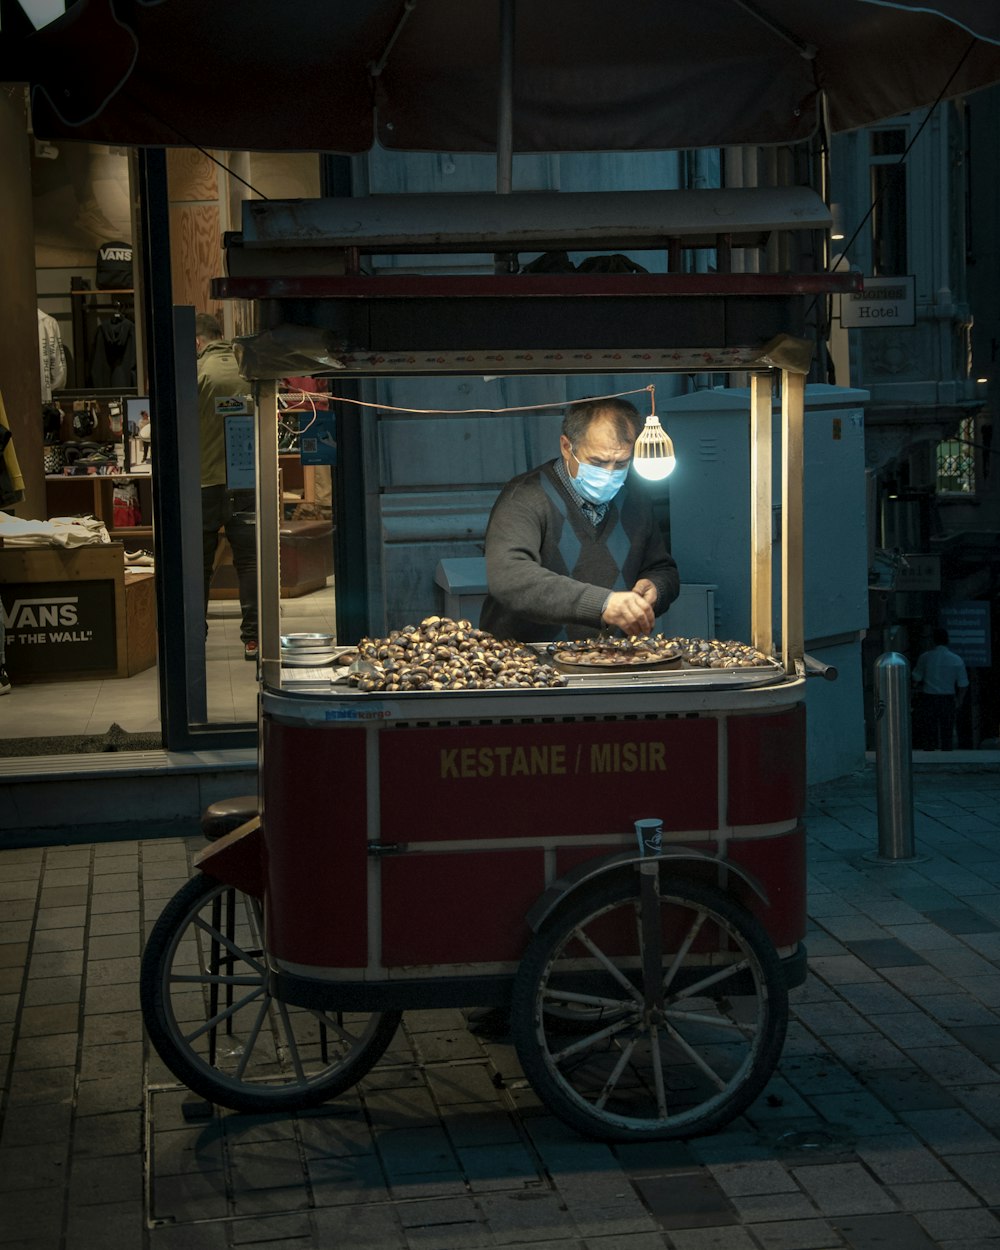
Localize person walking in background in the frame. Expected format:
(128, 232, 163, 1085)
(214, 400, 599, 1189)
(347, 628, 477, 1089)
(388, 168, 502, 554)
(196, 313, 258, 661)
(912, 627, 968, 751)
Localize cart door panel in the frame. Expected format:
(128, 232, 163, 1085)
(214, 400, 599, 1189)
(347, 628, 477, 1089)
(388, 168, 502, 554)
(727, 706, 806, 824)
(261, 721, 369, 967)
(380, 849, 544, 965)
(725, 827, 807, 948)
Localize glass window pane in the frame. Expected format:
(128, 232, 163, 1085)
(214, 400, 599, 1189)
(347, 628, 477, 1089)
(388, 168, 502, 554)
(870, 165, 907, 275)
(871, 129, 906, 156)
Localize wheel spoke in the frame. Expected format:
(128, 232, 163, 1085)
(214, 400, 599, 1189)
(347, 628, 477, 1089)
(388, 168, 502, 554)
(549, 1011, 639, 1060)
(192, 913, 265, 975)
(570, 926, 645, 1004)
(669, 957, 752, 1002)
(662, 1007, 756, 1034)
(661, 911, 706, 992)
(542, 988, 634, 1012)
(181, 985, 265, 1044)
(304, 1008, 365, 1045)
(663, 1020, 729, 1089)
(594, 1036, 638, 1110)
(233, 995, 272, 1081)
(275, 999, 308, 1082)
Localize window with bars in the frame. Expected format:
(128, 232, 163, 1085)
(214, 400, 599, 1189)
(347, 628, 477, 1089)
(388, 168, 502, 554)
(936, 416, 976, 493)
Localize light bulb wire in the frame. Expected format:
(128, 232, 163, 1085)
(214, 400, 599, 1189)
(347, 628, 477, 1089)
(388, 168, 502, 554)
(316, 383, 657, 419)
(287, 380, 677, 468)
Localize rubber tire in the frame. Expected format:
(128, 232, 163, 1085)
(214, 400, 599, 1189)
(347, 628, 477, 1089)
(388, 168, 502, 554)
(511, 871, 788, 1142)
(141, 874, 401, 1113)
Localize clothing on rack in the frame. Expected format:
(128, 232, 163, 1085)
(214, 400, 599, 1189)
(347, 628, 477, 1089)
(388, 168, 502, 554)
(88, 314, 137, 388)
(0, 389, 25, 507)
(37, 308, 67, 400)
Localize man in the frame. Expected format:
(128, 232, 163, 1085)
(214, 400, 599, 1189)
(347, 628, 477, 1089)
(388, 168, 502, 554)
(196, 313, 258, 661)
(912, 627, 968, 751)
(481, 396, 679, 642)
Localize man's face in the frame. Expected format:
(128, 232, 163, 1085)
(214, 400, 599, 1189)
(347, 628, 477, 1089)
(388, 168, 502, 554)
(560, 414, 636, 479)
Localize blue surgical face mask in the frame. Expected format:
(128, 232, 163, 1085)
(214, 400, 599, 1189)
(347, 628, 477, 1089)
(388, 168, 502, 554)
(570, 451, 629, 504)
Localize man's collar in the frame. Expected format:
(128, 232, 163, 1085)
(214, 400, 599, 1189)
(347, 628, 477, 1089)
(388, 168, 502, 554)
(553, 454, 585, 505)
(552, 456, 612, 524)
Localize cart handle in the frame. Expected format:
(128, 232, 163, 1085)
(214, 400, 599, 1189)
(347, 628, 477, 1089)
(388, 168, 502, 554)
(799, 653, 838, 682)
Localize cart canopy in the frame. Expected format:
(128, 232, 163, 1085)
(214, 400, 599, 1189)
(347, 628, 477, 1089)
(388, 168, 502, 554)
(5, 1, 1000, 154)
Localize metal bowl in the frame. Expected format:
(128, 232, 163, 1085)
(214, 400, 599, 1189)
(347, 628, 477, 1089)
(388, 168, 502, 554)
(280, 632, 335, 651)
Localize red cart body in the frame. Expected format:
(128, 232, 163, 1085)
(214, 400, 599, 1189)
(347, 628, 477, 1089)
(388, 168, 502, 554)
(259, 678, 807, 993)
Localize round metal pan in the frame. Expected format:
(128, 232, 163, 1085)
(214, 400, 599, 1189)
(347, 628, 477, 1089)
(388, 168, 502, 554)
(550, 650, 683, 674)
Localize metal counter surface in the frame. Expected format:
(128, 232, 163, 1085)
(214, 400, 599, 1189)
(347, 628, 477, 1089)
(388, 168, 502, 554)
(262, 666, 804, 725)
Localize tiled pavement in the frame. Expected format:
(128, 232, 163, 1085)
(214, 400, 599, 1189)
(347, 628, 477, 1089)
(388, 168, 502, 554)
(2, 764, 1000, 1250)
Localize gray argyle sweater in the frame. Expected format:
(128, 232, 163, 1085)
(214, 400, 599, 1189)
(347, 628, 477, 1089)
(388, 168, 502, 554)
(480, 459, 679, 642)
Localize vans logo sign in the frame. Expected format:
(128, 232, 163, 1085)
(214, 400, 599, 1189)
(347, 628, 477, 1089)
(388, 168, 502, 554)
(100, 246, 132, 262)
(4, 595, 78, 629)
(3, 596, 93, 644)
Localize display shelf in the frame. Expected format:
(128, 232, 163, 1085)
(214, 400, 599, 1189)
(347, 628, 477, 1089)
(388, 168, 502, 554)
(45, 473, 154, 534)
(110, 526, 154, 545)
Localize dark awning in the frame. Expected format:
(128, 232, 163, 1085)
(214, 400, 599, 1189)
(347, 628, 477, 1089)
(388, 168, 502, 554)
(5, 1, 1000, 154)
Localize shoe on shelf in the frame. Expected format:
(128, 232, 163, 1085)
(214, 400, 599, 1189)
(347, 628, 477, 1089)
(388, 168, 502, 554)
(0, 667, 11, 695)
(244, 640, 259, 662)
(125, 550, 154, 566)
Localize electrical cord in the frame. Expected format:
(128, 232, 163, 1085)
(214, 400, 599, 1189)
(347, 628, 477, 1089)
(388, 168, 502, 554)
(317, 384, 657, 419)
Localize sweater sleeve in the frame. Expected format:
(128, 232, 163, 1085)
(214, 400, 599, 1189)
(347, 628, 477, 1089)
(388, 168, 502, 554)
(485, 482, 609, 628)
(636, 516, 680, 614)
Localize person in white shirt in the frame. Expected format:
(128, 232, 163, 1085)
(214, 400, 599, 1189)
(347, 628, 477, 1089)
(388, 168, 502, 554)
(912, 627, 969, 751)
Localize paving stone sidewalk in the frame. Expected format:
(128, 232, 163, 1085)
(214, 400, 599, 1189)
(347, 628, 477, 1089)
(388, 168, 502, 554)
(1, 764, 999, 1250)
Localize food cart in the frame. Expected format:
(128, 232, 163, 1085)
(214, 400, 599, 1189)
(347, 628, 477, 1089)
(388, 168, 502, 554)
(140, 192, 858, 1141)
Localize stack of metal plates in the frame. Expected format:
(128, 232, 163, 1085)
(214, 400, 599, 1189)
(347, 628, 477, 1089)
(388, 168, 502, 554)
(280, 633, 337, 666)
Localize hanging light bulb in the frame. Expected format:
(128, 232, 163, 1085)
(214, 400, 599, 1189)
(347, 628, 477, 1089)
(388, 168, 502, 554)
(632, 389, 676, 481)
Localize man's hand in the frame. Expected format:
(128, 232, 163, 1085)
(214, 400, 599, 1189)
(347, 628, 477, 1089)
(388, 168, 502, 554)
(602, 591, 655, 635)
(631, 578, 659, 607)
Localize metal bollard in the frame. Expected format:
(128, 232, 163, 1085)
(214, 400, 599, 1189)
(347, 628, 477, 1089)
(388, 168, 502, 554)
(870, 652, 918, 862)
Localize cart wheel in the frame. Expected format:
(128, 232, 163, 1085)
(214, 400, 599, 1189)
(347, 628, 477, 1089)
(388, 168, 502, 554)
(141, 874, 402, 1114)
(511, 869, 788, 1142)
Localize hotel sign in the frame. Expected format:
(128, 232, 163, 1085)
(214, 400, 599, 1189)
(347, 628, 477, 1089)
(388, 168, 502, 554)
(840, 275, 915, 328)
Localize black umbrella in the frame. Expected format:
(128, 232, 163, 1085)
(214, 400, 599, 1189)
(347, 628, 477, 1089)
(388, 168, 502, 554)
(5, 0, 1000, 154)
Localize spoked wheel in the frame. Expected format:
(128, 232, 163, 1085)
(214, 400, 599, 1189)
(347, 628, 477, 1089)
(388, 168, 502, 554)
(511, 867, 788, 1141)
(140, 874, 401, 1113)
